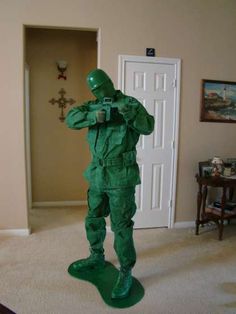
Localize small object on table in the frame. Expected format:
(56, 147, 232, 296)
(211, 156, 224, 176)
(223, 162, 232, 177)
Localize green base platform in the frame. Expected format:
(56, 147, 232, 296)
(68, 261, 145, 308)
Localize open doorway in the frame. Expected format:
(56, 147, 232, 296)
(24, 27, 98, 230)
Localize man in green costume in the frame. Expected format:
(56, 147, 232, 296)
(66, 69, 154, 299)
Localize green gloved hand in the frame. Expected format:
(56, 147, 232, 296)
(118, 104, 138, 121)
(96, 110, 106, 123)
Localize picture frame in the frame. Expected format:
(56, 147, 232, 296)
(200, 79, 236, 123)
(198, 161, 213, 177)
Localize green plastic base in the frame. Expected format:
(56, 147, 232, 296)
(68, 261, 145, 308)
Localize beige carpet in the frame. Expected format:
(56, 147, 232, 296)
(0, 207, 236, 314)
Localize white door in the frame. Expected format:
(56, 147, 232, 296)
(119, 56, 180, 228)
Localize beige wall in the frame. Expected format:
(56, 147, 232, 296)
(0, 0, 236, 229)
(26, 28, 96, 202)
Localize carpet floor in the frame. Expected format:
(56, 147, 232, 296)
(0, 207, 236, 314)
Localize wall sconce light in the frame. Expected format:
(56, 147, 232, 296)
(57, 60, 68, 80)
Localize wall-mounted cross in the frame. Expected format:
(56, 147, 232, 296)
(49, 88, 76, 122)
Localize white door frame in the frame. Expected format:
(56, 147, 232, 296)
(118, 55, 181, 228)
(24, 63, 32, 209)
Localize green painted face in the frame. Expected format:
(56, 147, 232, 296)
(92, 80, 116, 100)
(87, 69, 116, 101)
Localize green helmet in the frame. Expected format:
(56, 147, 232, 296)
(87, 69, 112, 91)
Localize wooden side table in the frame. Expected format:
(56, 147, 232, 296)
(195, 174, 236, 240)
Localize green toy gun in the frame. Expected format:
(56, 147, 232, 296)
(95, 97, 122, 123)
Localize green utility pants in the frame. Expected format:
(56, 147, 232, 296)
(85, 187, 137, 270)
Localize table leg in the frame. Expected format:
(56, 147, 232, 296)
(196, 183, 202, 235)
(201, 184, 208, 220)
(219, 220, 224, 241)
(219, 186, 227, 241)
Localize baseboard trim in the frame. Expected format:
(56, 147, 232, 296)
(109, 222, 196, 231)
(174, 221, 195, 228)
(108, 222, 195, 230)
(32, 200, 87, 208)
(0, 228, 31, 236)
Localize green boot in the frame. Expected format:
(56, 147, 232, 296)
(111, 269, 133, 299)
(72, 252, 105, 272)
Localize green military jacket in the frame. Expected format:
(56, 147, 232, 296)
(66, 91, 154, 189)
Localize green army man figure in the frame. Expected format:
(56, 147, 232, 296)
(66, 69, 154, 299)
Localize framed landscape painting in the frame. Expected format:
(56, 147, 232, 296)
(200, 79, 236, 123)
